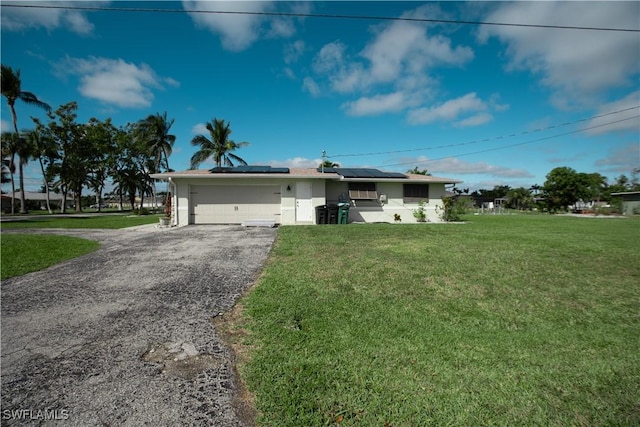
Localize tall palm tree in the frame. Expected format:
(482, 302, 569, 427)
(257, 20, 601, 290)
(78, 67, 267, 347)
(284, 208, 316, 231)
(135, 112, 175, 173)
(1, 131, 18, 213)
(25, 127, 56, 213)
(136, 112, 176, 209)
(190, 118, 249, 169)
(1, 65, 51, 213)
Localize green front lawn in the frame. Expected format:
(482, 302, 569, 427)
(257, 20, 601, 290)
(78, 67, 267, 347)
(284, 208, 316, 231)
(0, 214, 160, 229)
(236, 215, 640, 426)
(1, 213, 158, 279)
(1, 234, 100, 280)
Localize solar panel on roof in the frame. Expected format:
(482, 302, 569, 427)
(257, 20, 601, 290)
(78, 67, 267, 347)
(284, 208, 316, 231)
(329, 168, 407, 179)
(209, 165, 289, 174)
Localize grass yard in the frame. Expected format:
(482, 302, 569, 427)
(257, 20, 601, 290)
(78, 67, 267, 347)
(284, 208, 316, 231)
(1, 213, 157, 279)
(232, 215, 640, 426)
(1, 234, 100, 280)
(0, 214, 160, 230)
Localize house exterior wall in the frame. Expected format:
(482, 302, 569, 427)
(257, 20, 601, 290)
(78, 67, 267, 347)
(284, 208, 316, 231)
(170, 177, 326, 226)
(327, 181, 448, 223)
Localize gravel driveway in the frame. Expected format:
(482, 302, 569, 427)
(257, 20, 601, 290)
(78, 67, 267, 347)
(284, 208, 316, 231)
(1, 225, 277, 426)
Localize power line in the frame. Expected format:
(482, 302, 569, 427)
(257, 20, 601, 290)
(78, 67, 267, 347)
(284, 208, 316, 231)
(374, 115, 640, 169)
(329, 106, 640, 159)
(2, 3, 639, 33)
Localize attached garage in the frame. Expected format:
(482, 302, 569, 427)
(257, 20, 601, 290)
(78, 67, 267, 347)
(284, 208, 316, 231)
(190, 184, 281, 224)
(152, 166, 461, 226)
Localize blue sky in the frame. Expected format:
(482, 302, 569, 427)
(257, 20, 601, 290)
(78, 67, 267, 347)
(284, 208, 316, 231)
(2, 1, 639, 193)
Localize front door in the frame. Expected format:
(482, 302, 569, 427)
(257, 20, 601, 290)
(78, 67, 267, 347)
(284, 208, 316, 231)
(295, 182, 313, 222)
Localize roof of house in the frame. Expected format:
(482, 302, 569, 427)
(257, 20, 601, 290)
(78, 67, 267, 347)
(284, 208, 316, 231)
(151, 166, 461, 184)
(610, 191, 640, 196)
(7, 192, 73, 201)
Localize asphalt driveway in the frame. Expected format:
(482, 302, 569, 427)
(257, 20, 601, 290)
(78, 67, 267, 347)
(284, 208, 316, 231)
(1, 225, 277, 426)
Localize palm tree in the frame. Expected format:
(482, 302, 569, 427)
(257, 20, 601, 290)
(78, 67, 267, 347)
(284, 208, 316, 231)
(1, 131, 19, 213)
(135, 112, 175, 209)
(25, 127, 56, 213)
(319, 160, 339, 168)
(136, 112, 175, 173)
(1, 65, 51, 213)
(190, 118, 249, 169)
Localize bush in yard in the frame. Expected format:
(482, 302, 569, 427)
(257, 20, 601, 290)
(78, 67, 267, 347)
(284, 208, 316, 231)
(439, 196, 470, 222)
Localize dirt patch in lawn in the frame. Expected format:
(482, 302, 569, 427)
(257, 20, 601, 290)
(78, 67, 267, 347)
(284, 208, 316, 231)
(213, 300, 259, 427)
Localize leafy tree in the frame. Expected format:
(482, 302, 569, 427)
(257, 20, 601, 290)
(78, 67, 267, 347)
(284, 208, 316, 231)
(506, 187, 534, 210)
(85, 118, 117, 211)
(24, 126, 57, 213)
(0, 141, 11, 185)
(190, 118, 249, 169)
(406, 166, 431, 176)
(1, 131, 19, 213)
(41, 102, 91, 213)
(542, 166, 594, 212)
(1, 65, 51, 213)
(109, 124, 153, 210)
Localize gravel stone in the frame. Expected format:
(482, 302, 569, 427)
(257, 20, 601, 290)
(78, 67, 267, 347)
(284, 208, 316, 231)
(1, 224, 276, 426)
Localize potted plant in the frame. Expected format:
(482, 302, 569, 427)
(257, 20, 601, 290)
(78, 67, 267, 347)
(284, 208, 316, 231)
(412, 200, 427, 222)
(159, 192, 172, 226)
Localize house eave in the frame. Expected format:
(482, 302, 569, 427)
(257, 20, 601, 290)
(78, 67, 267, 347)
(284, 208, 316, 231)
(151, 172, 334, 180)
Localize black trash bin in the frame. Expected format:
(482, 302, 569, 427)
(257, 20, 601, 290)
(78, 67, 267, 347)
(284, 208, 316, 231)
(327, 205, 339, 224)
(315, 205, 328, 224)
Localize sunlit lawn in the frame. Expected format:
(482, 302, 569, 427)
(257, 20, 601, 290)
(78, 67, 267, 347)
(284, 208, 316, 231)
(0, 213, 159, 229)
(1, 213, 158, 279)
(1, 234, 100, 280)
(233, 215, 640, 426)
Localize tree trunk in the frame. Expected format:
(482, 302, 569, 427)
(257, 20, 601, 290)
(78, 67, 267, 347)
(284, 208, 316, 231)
(60, 187, 68, 213)
(38, 157, 53, 214)
(9, 153, 16, 214)
(18, 157, 27, 214)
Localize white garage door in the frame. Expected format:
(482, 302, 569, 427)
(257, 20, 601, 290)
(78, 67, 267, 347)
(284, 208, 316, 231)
(190, 185, 281, 224)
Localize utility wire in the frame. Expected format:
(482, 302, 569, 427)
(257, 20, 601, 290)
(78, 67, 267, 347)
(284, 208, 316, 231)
(373, 115, 640, 169)
(2, 3, 639, 33)
(329, 106, 640, 159)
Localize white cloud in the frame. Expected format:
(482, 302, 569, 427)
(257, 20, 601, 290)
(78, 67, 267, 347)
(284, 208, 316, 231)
(407, 92, 491, 125)
(1, 1, 104, 34)
(182, 1, 301, 51)
(283, 40, 305, 65)
(267, 157, 321, 168)
(595, 142, 640, 173)
(1, 119, 12, 133)
(454, 112, 493, 128)
(191, 123, 208, 135)
(398, 156, 535, 178)
(586, 91, 640, 135)
(302, 77, 320, 97)
(306, 4, 477, 120)
(342, 92, 408, 116)
(57, 57, 177, 108)
(478, 2, 640, 109)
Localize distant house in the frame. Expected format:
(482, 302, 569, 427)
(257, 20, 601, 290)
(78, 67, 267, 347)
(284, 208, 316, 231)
(610, 191, 640, 215)
(6, 191, 74, 210)
(151, 166, 461, 226)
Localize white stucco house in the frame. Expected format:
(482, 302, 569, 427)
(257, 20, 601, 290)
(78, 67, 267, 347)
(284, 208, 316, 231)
(151, 166, 461, 226)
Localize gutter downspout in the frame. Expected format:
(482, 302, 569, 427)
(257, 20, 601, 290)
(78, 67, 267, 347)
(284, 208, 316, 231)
(168, 177, 177, 226)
